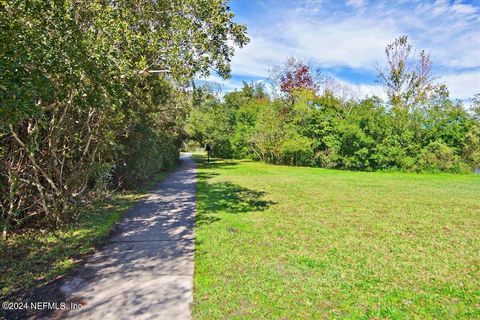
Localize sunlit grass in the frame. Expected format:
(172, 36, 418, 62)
(193, 154, 480, 319)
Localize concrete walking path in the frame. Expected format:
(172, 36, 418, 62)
(58, 154, 197, 320)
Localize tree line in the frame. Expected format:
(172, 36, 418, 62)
(0, 0, 248, 237)
(187, 37, 480, 174)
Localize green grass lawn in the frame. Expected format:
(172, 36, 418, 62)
(192, 155, 480, 319)
(0, 171, 170, 302)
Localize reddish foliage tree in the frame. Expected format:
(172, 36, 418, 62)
(280, 63, 317, 94)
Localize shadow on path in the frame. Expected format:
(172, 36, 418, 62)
(48, 154, 197, 320)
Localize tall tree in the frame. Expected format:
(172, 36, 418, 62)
(377, 35, 443, 110)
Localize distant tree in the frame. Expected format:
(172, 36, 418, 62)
(377, 36, 444, 110)
(463, 125, 480, 170)
(270, 57, 321, 96)
(463, 93, 480, 169)
(321, 75, 360, 102)
(251, 101, 286, 163)
(280, 63, 316, 94)
(472, 93, 480, 121)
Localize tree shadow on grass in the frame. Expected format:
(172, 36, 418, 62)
(198, 159, 239, 170)
(193, 153, 275, 226)
(196, 179, 275, 227)
(191, 153, 249, 171)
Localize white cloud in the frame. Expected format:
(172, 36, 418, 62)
(228, 0, 480, 99)
(431, 0, 449, 15)
(440, 71, 480, 99)
(452, 2, 477, 14)
(286, 17, 397, 69)
(231, 37, 290, 77)
(346, 0, 364, 8)
(355, 83, 386, 99)
(230, 19, 397, 80)
(327, 77, 387, 100)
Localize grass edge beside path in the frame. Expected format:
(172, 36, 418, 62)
(0, 167, 174, 303)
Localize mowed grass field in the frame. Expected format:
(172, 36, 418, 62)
(192, 155, 480, 319)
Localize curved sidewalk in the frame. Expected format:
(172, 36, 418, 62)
(58, 154, 197, 320)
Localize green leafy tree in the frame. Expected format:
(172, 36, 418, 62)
(185, 41, 479, 176)
(463, 94, 480, 170)
(0, 0, 248, 237)
(377, 35, 444, 111)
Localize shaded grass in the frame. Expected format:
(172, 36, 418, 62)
(0, 170, 170, 301)
(193, 154, 480, 319)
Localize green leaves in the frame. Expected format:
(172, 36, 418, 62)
(0, 0, 248, 231)
(186, 82, 477, 173)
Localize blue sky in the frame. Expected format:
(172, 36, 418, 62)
(202, 0, 480, 100)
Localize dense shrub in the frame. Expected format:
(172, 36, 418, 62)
(0, 0, 248, 236)
(417, 141, 464, 173)
(114, 124, 180, 188)
(187, 83, 479, 173)
(463, 116, 480, 170)
(280, 134, 315, 166)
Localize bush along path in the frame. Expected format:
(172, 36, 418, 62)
(54, 154, 197, 320)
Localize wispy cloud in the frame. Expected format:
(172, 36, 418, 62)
(440, 71, 480, 99)
(346, 0, 365, 9)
